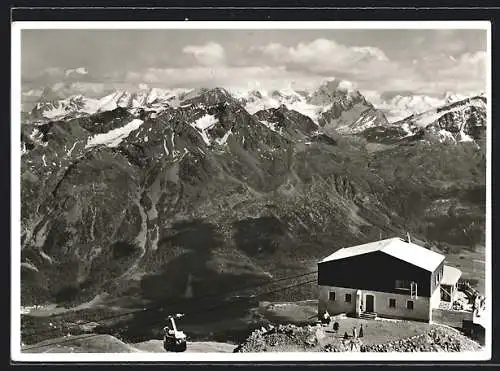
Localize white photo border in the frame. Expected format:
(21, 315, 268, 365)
(11, 20, 492, 363)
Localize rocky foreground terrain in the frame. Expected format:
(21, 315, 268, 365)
(234, 323, 482, 353)
(22, 321, 482, 354)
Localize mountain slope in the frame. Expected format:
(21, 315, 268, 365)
(21, 88, 396, 308)
(20, 85, 486, 347)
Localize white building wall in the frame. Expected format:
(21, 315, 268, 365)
(430, 285, 441, 309)
(319, 285, 433, 322)
(318, 285, 357, 316)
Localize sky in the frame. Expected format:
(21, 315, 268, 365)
(20, 28, 487, 107)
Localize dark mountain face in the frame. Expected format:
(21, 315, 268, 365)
(307, 79, 365, 106)
(252, 105, 318, 141)
(20, 87, 486, 315)
(305, 80, 390, 134)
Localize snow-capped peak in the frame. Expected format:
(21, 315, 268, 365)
(443, 91, 467, 104)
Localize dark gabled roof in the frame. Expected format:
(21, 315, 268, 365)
(320, 237, 445, 272)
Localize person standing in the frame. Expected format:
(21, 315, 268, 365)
(321, 310, 331, 326)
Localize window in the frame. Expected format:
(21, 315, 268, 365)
(407, 300, 414, 310)
(345, 294, 352, 303)
(395, 280, 411, 290)
(389, 298, 396, 308)
(329, 291, 336, 301)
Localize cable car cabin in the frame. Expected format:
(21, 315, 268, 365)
(317, 237, 446, 323)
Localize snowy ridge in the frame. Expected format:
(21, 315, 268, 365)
(26, 81, 485, 147)
(387, 95, 486, 144)
(363, 91, 482, 124)
(85, 119, 144, 148)
(30, 88, 194, 120)
(394, 96, 486, 129)
(32, 95, 101, 119)
(27, 80, 482, 127)
(232, 88, 328, 124)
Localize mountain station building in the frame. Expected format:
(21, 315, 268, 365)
(317, 237, 463, 323)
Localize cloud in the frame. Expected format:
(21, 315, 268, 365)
(21, 35, 486, 109)
(407, 51, 486, 95)
(254, 38, 391, 75)
(248, 37, 485, 97)
(41, 67, 65, 76)
(65, 67, 88, 77)
(50, 81, 108, 96)
(182, 42, 226, 67)
(22, 89, 44, 98)
(121, 65, 315, 91)
(23, 66, 93, 86)
(413, 30, 468, 56)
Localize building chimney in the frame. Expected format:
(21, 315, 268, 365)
(406, 232, 411, 243)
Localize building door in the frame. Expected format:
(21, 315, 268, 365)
(365, 294, 375, 312)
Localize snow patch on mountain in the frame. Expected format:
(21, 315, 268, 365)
(259, 120, 281, 134)
(163, 138, 170, 156)
(66, 141, 79, 156)
(337, 115, 377, 134)
(29, 127, 48, 147)
(193, 114, 218, 131)
(400, 123, 414, 136)
(437, 129, 457, 143)
(190, 114, 219, 145)
(215, 129, 233, 146)
(459, 130, 474, 143)
(85, 119, 144, 148)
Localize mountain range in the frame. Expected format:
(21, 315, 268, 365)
(20, 78, 486, 333)
(26, 79, 486, 143)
